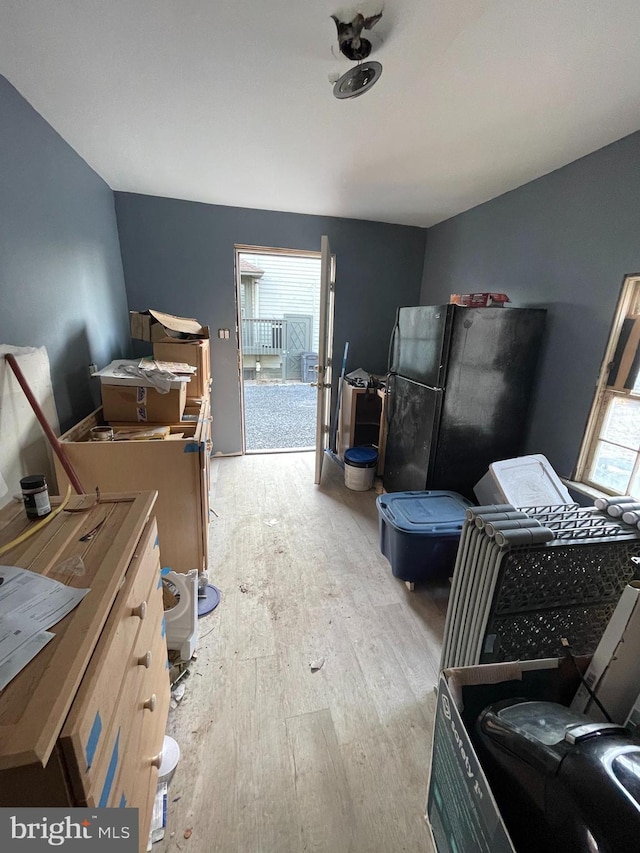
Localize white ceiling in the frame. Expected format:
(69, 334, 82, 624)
(2, 1, 640, 228)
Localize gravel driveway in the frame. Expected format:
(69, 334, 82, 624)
(243, 382, 317, 450)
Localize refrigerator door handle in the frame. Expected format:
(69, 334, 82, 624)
(401, 378, 443, 394)
(388, 319, 400, 374)
(386, 373, 396, 425)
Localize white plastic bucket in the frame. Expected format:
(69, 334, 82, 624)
(158, 735, 181, 785)
(344, 446, 377, 491)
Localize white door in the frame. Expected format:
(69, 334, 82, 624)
(315, 235, 335, 484)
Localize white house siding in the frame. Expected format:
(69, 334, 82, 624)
(242, 253, 321, 353)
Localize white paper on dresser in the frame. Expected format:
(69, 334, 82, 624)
(0, 565, 89, 690)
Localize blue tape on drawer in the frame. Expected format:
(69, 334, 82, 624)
(85, 711, 102, 769)
(119, 793, 127, 809)
(99, 728, 120, 808)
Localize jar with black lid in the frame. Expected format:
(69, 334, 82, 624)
(20, 474, 51, 519)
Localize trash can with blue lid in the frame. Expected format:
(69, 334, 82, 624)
(376, 490, 473, 583)
(344, 445, 378, 490)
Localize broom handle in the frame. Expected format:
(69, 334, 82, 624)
(5, 353, 86, 494)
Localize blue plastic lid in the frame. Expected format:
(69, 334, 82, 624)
(376, 490, 472, 534)
(344, 446, 378, 467)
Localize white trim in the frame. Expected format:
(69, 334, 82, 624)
(575, 273, 640, 493)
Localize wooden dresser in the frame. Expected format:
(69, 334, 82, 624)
(0, 491, 170, 851)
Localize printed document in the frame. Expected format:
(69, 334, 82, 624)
(0, 565, 89, 691)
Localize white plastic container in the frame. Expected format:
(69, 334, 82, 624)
(473, 454, 572, 508)
(344, 446, 377, 491)
(158, 735, 181, 785)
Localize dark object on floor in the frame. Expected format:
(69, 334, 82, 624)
(475, 697, 640, 853)
(198, 584, 221, 617)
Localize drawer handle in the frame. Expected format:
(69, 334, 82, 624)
(132, 601, 147, 620)
(150, 753, 162, 769)
(143, 694, 157, 713)
(137, 651, 152, 669)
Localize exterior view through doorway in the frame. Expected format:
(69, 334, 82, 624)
(235, 247, 323, 453)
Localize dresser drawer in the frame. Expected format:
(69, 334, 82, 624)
(60, 518, 161, 802)
(110, 623, 171, 850)
(136, 637, 171, 852)
(81, 586, 165, 808)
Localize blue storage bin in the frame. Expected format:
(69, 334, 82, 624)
(377, 490, 473, 583)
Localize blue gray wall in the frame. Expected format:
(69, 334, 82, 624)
(0, 76, 130, 432)
(114, 193, 427, 454)
(5, 64, 639, 479)
(421, 130, 640, 480)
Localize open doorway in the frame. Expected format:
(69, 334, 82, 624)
(235, 246, 322, 453)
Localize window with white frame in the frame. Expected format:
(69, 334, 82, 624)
(576, 274, 640, 497)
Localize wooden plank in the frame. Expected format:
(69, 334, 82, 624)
(377, 602, 443, 701)
(235, 656, 298, 853)
(340, 727, 435, 852)
(160, 654, 239, 852)
(286, 710, 356, 853)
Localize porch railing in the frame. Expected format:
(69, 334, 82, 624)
(241, 318, 285, 355)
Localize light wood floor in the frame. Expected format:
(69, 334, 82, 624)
(158, 452, 449, 853)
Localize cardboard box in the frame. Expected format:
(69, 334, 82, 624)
(426, 659, 582, 853)
(153, 338, 210, 398)
(130, 309, 210, 342)
(450, 293, 510, 307)
(107, 401, 203, 429)
(570, 581, 640, 723)
(101, 382, 187, 423)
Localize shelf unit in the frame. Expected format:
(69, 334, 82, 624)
(337, 380, 387, 475)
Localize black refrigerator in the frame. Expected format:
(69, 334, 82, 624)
(382, 304, 547, 499)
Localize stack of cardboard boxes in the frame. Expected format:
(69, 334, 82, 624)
(130, 308, 211, 398)
(54, 310, 213, 574)
(94, 310, 211, 424)
(93, 310, 211, 424)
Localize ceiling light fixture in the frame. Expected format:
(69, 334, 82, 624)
(332, 61, 382, 100)
(330, 8, 384, 100)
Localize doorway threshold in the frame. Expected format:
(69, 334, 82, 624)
(245, 447, 314, 455)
